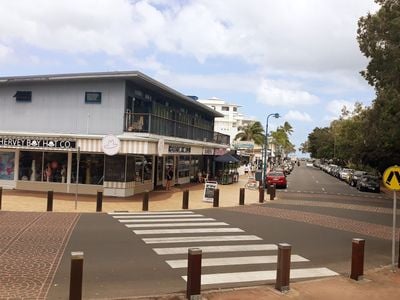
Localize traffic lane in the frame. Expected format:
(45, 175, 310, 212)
(202, 207, 392, 274)
(266, 202, 395, 227)
(278, 191, 393, 209)
(47, 213, 185, 299)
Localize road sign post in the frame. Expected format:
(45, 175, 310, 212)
(382, 165, 400, 271)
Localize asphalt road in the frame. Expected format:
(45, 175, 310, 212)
(46, 163, 398, 299)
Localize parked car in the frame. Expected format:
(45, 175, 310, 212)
(340, 168, 354, 181)
(349, 170, 367, 187)
(266, 171, 287, 188)
(356, 175, 380, 193)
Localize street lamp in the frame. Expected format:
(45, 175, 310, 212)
(263, 113, 280, 189)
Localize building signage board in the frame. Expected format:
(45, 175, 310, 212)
(102, 135, 121, 156)
(203, 181, 218, 202)
(202, 148, 214, 155)
(168, 145, 191, 154)
(0, 136, 76, 149)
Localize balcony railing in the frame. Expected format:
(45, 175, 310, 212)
(124, 112, 230, 145)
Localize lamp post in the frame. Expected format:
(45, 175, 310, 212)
(263, 113, 280, 189)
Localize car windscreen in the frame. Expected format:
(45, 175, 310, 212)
(268, 172, 284, 177)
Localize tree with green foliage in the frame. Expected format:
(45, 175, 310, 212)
(270, 122, 296, 156)
(234, 121, 265, 146)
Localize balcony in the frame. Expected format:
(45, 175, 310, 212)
(124, 112, 230, 145)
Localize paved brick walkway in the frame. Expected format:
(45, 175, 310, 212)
(0, 212, 79, 299)
(227, 204, 400, 241)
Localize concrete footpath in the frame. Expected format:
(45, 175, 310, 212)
(1, 176, 400, 299)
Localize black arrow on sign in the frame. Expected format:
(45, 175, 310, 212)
(386, 171, 400, 186)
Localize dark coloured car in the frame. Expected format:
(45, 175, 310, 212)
(356, 175, 380, 193)
(266, 171, 287, 188)
(349, 170, 367, 187)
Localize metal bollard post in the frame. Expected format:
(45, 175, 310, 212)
(69, 251, 84, 300)
(47, 190, 53, 212)
(258, 186, 264, 203)
(275, 243, 291, 292)
(350, 238, 365, 280)
(213, 189, 220, 207)
(96, 191, 103, 212)
(239, 188, 245, 205)
(182, 190, 189, 209)
(0, 186, 2, 210)
(186, 248, 202, 300)
(270, 184, 276, 200)
(142, 191, 149, 211)
(266, 183, 271, 195)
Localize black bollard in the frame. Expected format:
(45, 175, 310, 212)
(96, 191, 103, 212)
(266, 183, 271, 195)
(186, 248, 202, 299)
(182, 190, 189, 209)
(69, 251, 84, 300)
(239, 188, 245, 205)
(213, 188, 219, 207)
(350, 238, 365, 281)
(258, 186, 264, 203)
(47, 190, 53, 212)
(270, 184, 276, 200)
(142, 191, 149, 211)
(275, 243, 291, 292)
(0, 186, 2, 210)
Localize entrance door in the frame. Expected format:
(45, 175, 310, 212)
(154, 156, 164, 189)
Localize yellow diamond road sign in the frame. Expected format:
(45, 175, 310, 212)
(383, 165, 400, 191)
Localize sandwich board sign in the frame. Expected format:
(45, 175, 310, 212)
(203, 181, 217, 202)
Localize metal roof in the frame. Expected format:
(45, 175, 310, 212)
(0, 71, 223, 117)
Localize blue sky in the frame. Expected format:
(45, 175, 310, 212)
(0, 0, 379, 153)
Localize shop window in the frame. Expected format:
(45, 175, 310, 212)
(178, 155, 190, 178)
(72, 153, 104, 185)
(14, 91, 32, 102)
(43, 152, 68, 183)
(135, 157, 144, 182)
(144, 155, 153, 181)
(104, 155, 126, 182)
(19, 151, 43, 181)
(0, 152, 15, 180)
(85, 92, 102, 104)
(126, 155, 135, 182)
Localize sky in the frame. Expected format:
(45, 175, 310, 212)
(0, 0, 379, 154)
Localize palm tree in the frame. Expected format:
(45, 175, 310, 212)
(234, 121, 265, 146)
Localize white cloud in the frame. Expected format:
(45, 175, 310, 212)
(326, 99, 356, 117)
(257, 79, 319, 107)
(0, 44, 13, 63)
(284, 110, 313, 122)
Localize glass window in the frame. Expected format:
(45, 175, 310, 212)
(0, 152, 15, 180)
(14, 91, 32, 102)
(104, 155, 126, 182)
(178, 155, 190, 178)
(222, 106, 229, 111)
(126, 155, 135, 182)
(19, 151, 43, 181)
(233, 107, 237, 112)
(72, 153, 104, 185)
(85, 92, 102, 104)
(144, 155, 153, 181)
(135, 156, 144, 182)
(43, 152, 68, 183)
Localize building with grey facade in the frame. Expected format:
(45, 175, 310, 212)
(0, 71, 229, 197)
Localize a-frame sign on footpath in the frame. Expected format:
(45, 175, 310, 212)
(382, 165, 400, 270)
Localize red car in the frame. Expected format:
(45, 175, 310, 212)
(266, 171, 287, 188)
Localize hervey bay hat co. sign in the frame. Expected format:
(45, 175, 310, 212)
(102, 135, 121, 156)
(383, 165, 400, 191)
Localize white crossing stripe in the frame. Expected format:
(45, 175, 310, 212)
(112, 214, 205, 219)
(109, 211, 194, 215)
(126, 222, 229, 228)
(182, 268, 339, 285)
(153, 244, 278, 255)
(123, 218, 215, 224)
(133, 228, 244, 235)
(143, 235, 262, 244)
(166, 255, 309, 268)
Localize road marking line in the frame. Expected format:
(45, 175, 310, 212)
(109, 211, 194, 215)
(182, 268, 338, 285)
(126, 222, 229, 228)
(322, 187, 326, 192)
(166, 255, 308, 268)
(133, 228, 244, 235)
(121, 218, 216, 223)
(316, 180, 319, 184)
(143, 235, 262, 244)
(113, 214, 205, 219)
(153, 244, 278, 255)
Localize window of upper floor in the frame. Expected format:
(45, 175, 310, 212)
(233, 107, 237, 112)
(85, 92, 102, 104)
(14, 91, 32, 102)
(222, 106, 229, 111)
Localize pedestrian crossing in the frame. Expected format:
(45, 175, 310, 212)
(108, 210, 338, 287)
